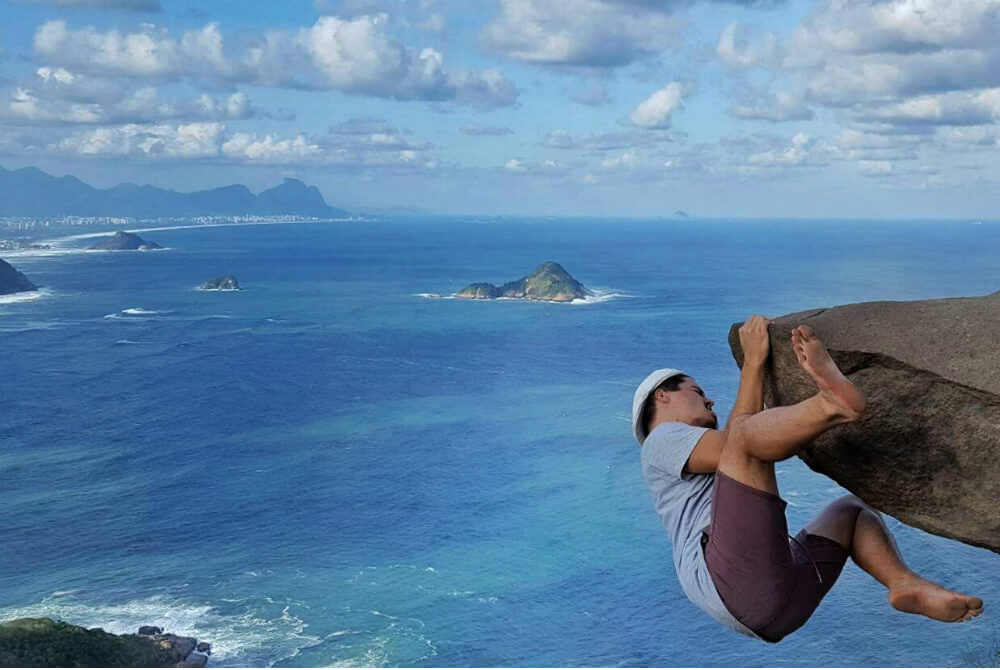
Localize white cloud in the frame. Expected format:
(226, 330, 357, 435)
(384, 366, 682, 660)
(221, 133, 323, 162)
(56, 122, 224, 158)
(482, 0, 679, 67)
(296, 14, 407, 93)
(32, 16, 518, 108)
(747, 132, 832, 167)
(34, 20, 195, 78)
(717, 22, 779, 68)
(630, 82, 684, 129)
(853, 89, 1000, 126)
(3, 68, 259, 125)
(31, 115, 437, 168)
(601, 148, 638, 168)
(504, 158, 526, 172)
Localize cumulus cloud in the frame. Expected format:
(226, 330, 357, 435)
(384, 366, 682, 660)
(482, 0, 680, 67)
(22, 115, 436, 168)
(2, 67, 261, 125)
(852, 89, 1000, 126)
(715, 0, 1000, 179)
(32, 16, 518, 108)
(781, 0, 1000, 105)
(221, 133, 323, 162)
(56, 121, 225, 158)
(630, 82, 684, 129)
(503, 157, 565, 174)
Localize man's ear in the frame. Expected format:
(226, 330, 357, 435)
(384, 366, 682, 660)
(654, 389, 669, 403)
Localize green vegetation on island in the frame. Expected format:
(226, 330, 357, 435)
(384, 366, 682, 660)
(0, 617, 211, 667)
(455, 262, 590, 302)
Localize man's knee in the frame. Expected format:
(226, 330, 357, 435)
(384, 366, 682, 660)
(835, 494, 872, 516)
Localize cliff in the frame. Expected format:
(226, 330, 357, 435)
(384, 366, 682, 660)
(728, 292, 1000, 554)
(0, 618, 211, 667)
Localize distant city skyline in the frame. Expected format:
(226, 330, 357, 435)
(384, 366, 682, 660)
(1, 0, 998, 218)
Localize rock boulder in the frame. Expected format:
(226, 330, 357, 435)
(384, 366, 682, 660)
(728, 292, 1000, 554)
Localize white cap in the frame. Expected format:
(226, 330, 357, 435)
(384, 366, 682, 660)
(632, 368, 687, 445)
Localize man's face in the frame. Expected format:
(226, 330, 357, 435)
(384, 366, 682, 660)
(656, 377, 718, 429)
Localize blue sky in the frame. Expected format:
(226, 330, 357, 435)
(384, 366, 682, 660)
(1, 0, 998, 217)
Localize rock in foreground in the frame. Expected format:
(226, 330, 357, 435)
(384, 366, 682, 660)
(88, 231, 163, 251)
(728, 292, 1000, 554)
(0, 618, 211, 667)
(455, 262, 589, 302)
(0, 258, 38, 295)
(199, 276, 240, 291)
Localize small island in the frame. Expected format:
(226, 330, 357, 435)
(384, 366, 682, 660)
(88, 231, 163, 251)
(455, 262, 590, 303)
(0, 258, 38, 295)
(198, 276, 240, 291)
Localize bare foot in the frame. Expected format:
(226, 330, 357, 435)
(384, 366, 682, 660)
(791, 325, 867, 419)
(889, 577, 984, 623)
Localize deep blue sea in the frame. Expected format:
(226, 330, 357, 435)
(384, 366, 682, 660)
(2, 218, 999, 667)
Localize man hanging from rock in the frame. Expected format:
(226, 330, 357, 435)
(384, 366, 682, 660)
(633, 316, 983, 642)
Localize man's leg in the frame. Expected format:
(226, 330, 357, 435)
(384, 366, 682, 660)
(804, 495, 984, 622)
(719, 325, 867, 494)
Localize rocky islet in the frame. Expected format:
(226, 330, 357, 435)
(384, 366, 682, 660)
(454, 261, 590, 302)
(88, 231, 163, 251)
(0, 257, 37, 295)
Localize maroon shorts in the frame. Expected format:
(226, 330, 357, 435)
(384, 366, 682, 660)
(702, 471, 850, 642)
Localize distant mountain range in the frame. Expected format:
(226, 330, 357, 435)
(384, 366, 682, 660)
(0, 166, 348, 218)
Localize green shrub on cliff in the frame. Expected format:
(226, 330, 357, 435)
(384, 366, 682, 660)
(0, 618, 176, 667)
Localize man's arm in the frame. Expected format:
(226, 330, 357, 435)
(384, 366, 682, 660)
(684, 315, 772, 474)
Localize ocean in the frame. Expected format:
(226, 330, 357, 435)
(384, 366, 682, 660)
(1, 218, 998, 667)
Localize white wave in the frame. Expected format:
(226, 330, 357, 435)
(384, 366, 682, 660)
(104, 308, 167, 320)
(569, 288, 634, 305)
(2, 246, 93, 259)
(0, 287, 54, 306)
(114, 339, 142, 345)
(414, 293, 455, 300)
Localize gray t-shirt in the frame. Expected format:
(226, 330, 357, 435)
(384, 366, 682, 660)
(641, 421, 760, 639)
